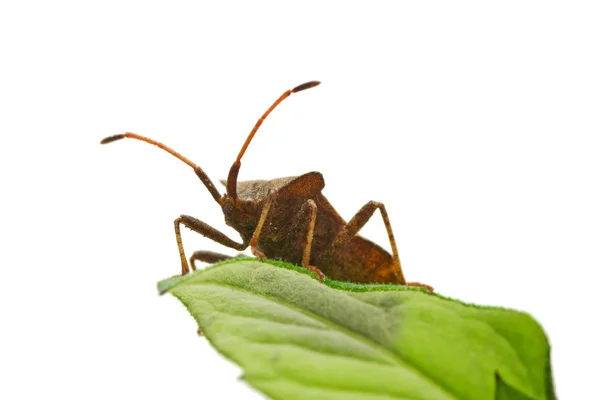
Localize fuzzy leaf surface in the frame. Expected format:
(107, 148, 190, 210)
(158, 259, 554, 400)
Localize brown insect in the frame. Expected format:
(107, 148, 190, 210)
(101, 81, 432, 291)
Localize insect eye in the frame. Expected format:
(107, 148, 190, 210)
(223, 202, 234, 215)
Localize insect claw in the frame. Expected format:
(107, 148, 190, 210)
(251, 246, 266, 260)
(305, 265, 325, 282)
(406, 282, 434, 293)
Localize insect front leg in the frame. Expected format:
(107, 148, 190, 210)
(189, 251, 237, 270)
(325, 201, 432, 291)
(174, 215, 247, 275)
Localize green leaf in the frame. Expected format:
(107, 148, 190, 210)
(158, 259, 555, 400)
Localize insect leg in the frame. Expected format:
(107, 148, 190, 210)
(175, 215, 247, 275)
(296, 200, 325, 281)
(248, 190, 277, 259)
(189, 250, 236, 270)
(248, 192, 324, 280)
(326, 201, 432, 291)
(283, 199, 326, 280)
(298, 200, 317, 267)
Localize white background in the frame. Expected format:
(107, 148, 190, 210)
(1, 1, 598, 399)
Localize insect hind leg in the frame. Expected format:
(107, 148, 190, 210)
(325, 201, 432, 291)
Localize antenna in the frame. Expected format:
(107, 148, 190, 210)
(100, 132, 222, 203)
(226, 81, 321, 198)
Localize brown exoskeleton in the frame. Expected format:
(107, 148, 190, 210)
(101, 81, 432, 291)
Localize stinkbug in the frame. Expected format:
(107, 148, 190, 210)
(101, 81, 432, 291)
